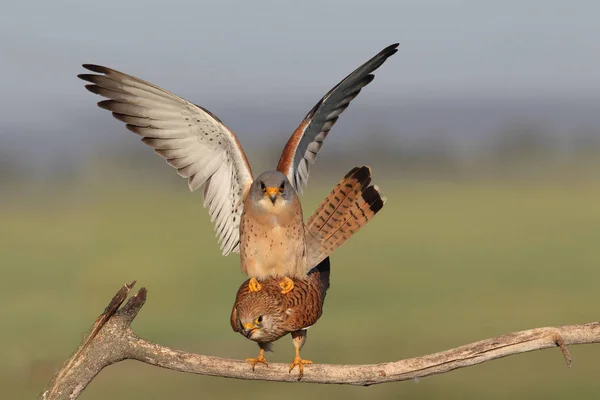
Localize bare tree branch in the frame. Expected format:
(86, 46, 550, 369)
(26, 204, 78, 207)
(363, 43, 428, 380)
(41, 282, 600, 400)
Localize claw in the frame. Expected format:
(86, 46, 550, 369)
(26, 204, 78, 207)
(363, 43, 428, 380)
(279, 277, 294, 294)
(245, 349, 269, 371)
(289, 356, 312, 380)
(248, 277, 262, 292)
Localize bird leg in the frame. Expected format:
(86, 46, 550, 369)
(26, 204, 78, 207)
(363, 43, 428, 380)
(245, 346, 269, 370)
(279, 276, 295, 294)
(289, 330, 312, 380)
(248, 277, 263, 292)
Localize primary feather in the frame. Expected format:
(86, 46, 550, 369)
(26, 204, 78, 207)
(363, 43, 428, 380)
(277, 43, 399, 193)
(77, 43, 398, 262)
(79, 65, 254, 255)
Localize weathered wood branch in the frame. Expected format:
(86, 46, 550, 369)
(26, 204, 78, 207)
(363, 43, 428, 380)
(41, 282, 600, 399)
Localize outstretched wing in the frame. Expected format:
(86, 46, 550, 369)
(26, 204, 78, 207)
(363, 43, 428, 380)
(276, 43, 399, 193)
(78, 65, 254, 255)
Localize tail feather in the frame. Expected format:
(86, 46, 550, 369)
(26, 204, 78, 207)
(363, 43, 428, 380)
(305, 166, 371, 234)
(324, 185, 384, 251)
(305, 166, 385, 268)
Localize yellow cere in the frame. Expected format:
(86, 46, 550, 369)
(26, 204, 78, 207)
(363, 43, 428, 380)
(265, 187, 279, 197)
(242, 322, 256, 330)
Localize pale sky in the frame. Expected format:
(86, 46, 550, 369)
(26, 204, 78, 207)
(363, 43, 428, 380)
(1, 0, 599, 156)
(2, 0, 599, 98)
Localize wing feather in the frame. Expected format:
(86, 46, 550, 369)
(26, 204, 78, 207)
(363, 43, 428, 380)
(79, 65, 254, 255)
(276, 44, 398, 192)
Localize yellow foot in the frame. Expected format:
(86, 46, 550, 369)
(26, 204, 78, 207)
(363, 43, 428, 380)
(289, 356, 312, 380)
(245, 354, 269, 371)
(279, 277, 295, 294)
(248, 277, 262, 292)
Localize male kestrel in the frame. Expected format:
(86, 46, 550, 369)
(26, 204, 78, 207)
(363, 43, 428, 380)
(231, 166, 384, 379)
(78, 43, 397, 294)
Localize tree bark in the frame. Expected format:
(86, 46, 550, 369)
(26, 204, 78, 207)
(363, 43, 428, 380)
(41, 282, 600, 399)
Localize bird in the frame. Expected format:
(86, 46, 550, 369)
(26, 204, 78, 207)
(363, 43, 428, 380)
(231, 166, 385, 379)
(77, 43, 398, 294)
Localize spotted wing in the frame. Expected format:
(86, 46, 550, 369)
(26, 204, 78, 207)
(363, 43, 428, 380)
(78, 65, 254, 255)
(276, 43, 399, 193)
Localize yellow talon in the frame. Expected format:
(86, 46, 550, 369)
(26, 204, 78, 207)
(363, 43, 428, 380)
(289, 355, 312, 380)
(248, 277, 262, 292)
(279, 277, 294, 294)
(245, 349, 268, 370)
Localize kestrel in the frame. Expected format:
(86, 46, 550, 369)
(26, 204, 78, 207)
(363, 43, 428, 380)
(78, 43, 397, 293)
(231, 166, 384, 379)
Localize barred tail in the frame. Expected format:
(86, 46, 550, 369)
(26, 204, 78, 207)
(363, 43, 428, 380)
(305, 166, 385, 269)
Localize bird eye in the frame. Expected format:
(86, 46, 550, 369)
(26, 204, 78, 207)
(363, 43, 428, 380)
(279, 182, 285, 191)
(257, 315, 263, 323)
(260, 182, 266, 191)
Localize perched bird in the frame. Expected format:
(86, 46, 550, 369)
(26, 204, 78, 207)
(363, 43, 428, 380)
(77, 43, 398, 294)
(232, 260, 330, 380)
(231, 166, 385, 379)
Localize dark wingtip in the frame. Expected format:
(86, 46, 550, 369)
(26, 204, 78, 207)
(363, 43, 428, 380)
(82, 64, 110, 74)
(380, 43, 399, 58)
(97, 100, 114, 111)
(78, 73, 93, 82)
(84, 84, 101, 95)
(385, 43, 400, 51)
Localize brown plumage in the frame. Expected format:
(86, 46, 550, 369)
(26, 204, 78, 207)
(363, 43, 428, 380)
(231, 259, 330, 344)
(305, 166, 384, 267)
(77, 45, 395, 379)
(231, 259, 330, 380)
(230, 166, 385, 379)
(77, 43, 398, 269)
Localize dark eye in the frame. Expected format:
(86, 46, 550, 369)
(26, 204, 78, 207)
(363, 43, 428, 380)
(257, 315, 263, 323)
(260, 182, 266, 190)
(279, 182, 285, 191)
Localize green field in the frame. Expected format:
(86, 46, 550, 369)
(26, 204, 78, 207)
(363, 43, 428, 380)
(3, 165, 600, 399)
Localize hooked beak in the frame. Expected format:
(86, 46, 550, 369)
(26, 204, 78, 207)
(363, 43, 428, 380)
(242, 322, 257, 338)
(265, 187, 279, 204)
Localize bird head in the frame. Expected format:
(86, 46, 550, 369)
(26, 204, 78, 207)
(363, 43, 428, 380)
(238, 313, 271, 341)
(250, 171, 294, 208)
(232, 293, 286, 343)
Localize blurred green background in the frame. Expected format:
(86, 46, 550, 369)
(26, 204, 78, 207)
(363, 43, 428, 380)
(3, 2, 600, 398)
(3, 153, 600, 399)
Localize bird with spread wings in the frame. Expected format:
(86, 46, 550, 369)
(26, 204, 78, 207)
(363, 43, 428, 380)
(78, 43, 398, 296)
(231, 165, 384, 378)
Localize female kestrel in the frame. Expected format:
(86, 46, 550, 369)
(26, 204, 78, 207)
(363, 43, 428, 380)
(78, 43, 397, 292)
(231, 166, 384, 379)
